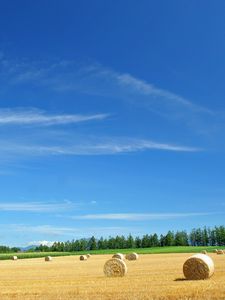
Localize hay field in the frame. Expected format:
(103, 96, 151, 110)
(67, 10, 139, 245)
(0, 253, 224, 300)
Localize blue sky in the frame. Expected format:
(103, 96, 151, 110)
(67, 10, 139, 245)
(0, 0, 225, 246)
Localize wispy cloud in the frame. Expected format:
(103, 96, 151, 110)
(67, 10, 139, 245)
(10, 224, 134, 237)
(0, 108, 108, 126)
(0, 58, 213, 120)
(72, 212, 214, 221)
(0, 57, 206, 162)
(0, 201, 76, 212)
(0, 138, 200, 159)
(115, 73, 213, 115)
(12, 224, 77, 235)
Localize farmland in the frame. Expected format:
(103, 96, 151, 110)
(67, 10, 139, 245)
(0, 246, 224, 260)
(0, 252, 225, 300)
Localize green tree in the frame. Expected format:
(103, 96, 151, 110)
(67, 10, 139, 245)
(164, 231, 175, 246)
(88, 236, 97, 250)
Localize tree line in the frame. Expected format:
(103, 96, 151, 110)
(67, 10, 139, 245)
(0, 246, 20, 253)
(35, 225, 225, 252)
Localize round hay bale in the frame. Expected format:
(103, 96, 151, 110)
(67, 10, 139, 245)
(201, 250, 207, 254)
(112, 253, 124, 260)
(217, 249, 224, 255)
(80, 255, 87, 261)
(125, 252, 139, 260)
(45, 256, 52, 262)
(87, 254, 91, 258)
(183, 254, 214, 280)
(104, 258, 127, 277)
(12, 256, 18, 260)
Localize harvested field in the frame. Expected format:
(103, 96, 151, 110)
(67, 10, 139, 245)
(0, 253, 224, 300)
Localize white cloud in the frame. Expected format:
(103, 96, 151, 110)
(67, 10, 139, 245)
(0, 138, 200, 158)
(0, 59, 205, 162)
(72, 212, 213, 221)
(0, 108, 108, 126)
(27, 240, 56, 247)
(0, 201, 76, 212)
(117, 74, 190, 104)
(13, 225, 77, 236)
(10, 224, 134, 237)
(116, 73, 213, 114)
(0, 58, 213, 118)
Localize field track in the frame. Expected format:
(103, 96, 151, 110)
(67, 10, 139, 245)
(0, 253, 224, 300)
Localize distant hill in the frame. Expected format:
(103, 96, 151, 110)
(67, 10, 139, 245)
(20, 245, 37, 252)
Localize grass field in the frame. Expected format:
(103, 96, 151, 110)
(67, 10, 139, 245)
(0, 246, 224, 260)
(0, 252, 224, 299)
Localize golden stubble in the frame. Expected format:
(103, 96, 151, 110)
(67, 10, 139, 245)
(0, 253, 224, 300)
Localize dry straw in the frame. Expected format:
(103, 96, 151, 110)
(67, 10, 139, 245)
(125, 252, 139, 260)
(217, 250, 224, 255)
(104, 258, 127, 277)
(45, 256, 52, 262)
(201, 250, 207, 254)
(87, 254, 91, 258)
(112, 253, 125, 260)
(183, 254, 214, 280)
(80, 255, 88, 261)
(12, 256, 18, 260)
